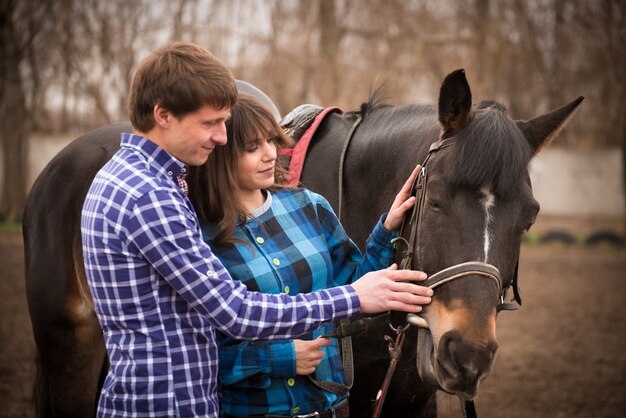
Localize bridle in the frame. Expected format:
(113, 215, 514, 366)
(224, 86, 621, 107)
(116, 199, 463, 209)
(329, 121, 523, 418)
(372, 135, 521, 418)
(390, 136, 521, 315)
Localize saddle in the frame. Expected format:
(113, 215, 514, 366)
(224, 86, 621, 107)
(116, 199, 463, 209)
(279, 104, 343, 186)
(281, 104, 325, 138)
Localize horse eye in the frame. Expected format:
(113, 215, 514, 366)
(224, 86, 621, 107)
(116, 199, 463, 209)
(428, 199, 442, 212)
(520, 219, 535, 235)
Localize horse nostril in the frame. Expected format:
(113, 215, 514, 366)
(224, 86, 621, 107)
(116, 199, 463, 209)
(438, 331, 498, 388)
(486, 340, 499, 362)
(438, 331, 463, 378)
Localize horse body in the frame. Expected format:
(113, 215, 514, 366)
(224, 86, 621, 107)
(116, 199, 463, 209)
(23, 71, 582, 417)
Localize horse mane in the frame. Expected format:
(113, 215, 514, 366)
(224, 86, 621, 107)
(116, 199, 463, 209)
(345, 87, 531, 198)
(444, 100, 533, 197)
(344, 84, 393, 120)
(347, 84, 433, 137)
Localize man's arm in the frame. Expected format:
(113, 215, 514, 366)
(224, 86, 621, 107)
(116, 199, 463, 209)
(125, 188, 432, 340)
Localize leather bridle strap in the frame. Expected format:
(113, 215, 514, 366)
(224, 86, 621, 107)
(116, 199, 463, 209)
(462, 399, 478, 418)
(337, 115, 363, 220)
(423, 261, 502, 292)
(393, 138, 454, 270)
(307, 314, 391, 396)
(307, 115, 365, 396)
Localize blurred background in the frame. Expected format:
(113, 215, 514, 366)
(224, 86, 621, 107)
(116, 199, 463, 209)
(0, 1, 624, 417)
(1, 0, 625, 229)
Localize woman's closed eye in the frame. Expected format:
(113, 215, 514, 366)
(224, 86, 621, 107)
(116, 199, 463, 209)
(245, 139, 260, 152)
(246, 136, 276, 153)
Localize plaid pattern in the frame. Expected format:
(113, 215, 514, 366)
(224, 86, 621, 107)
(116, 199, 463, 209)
(203, 189, 398, 416)
(177, 171, 189, 196)
(81, 133, 360, 418)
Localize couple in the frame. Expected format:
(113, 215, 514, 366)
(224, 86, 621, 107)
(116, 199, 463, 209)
(81, 41, 433, 418)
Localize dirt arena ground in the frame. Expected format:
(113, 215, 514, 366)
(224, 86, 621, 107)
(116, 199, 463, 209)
(1, 227, 625, 418)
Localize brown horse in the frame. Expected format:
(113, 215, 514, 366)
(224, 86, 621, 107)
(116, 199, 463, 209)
(298, 70, 582, 417)
(23, 71, 582, 417)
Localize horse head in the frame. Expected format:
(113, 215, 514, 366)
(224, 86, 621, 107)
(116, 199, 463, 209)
(407, 69, 583, 399)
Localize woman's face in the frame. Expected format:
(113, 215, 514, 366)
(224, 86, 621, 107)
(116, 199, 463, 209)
(236, 133, 277, 194)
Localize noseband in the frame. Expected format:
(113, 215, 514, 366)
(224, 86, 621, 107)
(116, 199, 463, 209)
(391, 137, 520, 315)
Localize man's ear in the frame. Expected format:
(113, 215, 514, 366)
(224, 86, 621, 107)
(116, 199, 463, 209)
(153, 104, 171, 128)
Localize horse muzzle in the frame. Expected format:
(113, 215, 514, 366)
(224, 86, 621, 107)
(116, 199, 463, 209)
(416, 327, 498, 399)
(410, 261, 503, 399)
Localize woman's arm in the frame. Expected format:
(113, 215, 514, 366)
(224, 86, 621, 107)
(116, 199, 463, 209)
(218, 338, 297, 387)
(316, 165, 421, 286)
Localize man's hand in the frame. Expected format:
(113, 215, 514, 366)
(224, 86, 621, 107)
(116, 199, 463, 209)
(351, 264, 433, 314)
(294, 337, 331, 375)
(383, 164, 421, 231)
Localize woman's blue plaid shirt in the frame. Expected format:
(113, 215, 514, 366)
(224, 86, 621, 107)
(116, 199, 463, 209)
(81, 134, 361, 417)
(202, 188, 398, 416)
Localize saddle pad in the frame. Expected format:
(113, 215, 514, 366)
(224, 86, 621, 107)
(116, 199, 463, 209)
(280, 106, 342, 186)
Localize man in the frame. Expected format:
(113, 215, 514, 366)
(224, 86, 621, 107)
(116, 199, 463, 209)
(81, 41, 433, 417)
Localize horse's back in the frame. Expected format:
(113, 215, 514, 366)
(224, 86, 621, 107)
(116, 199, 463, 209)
(24, 121, 128, 303)
(23, 122, 129, 417)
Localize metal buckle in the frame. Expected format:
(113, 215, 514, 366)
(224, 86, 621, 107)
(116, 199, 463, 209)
(293, 413, 320, 418)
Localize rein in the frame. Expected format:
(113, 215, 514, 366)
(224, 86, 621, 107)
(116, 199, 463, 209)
(306, 115, 364, 397)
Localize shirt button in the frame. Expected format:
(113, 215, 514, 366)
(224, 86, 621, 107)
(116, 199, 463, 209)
(272, 258, 280, 266)
(287, 378, 295, 387)
(284, 286, 290, 294)
(167, 170, 173, 176)
(256, 237, 265, 244)
(291, 407, 301, 414)
(180, 167, 187, 173)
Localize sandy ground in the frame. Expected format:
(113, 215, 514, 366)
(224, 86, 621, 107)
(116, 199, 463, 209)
(1, 229, 625, 418)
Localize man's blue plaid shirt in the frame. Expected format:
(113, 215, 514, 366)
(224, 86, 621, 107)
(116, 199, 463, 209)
(202, 189, 398, 416)
(81, 134, 360, 417)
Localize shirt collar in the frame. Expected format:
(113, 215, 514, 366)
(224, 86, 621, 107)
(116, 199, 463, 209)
(121, 132, 189, 179)
(248, 191, 273, 218)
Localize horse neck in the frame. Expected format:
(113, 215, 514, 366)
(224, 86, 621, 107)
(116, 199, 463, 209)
(335, 105, 439, 248)
(357, 104, 440, 186)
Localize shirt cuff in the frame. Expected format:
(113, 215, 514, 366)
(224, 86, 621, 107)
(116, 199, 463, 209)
(269, 342, 297, 377)
(370, 213, 400, 247)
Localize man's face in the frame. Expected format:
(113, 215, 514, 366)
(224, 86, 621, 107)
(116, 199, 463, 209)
(160, 105, 231, 166)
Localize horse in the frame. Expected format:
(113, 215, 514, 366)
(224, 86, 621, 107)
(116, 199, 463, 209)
(298, 69, 582, 417)
(22, 70, 582, 417)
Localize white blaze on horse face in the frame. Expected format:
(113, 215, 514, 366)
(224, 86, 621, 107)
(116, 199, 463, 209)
(480, 187, 495, 263)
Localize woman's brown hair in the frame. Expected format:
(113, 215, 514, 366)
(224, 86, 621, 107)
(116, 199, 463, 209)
(188, 93, 293, 243)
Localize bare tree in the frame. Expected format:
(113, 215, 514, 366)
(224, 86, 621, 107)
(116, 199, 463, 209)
(1, 0, 34, 221)
(4, 0, 623, 224)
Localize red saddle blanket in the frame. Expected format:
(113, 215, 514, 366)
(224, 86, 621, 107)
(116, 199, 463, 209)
(279, 106, 342, 186)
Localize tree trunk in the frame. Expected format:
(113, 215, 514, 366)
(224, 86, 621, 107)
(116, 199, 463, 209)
(0, 0, 30, 222)
(317, 0, 340, 104)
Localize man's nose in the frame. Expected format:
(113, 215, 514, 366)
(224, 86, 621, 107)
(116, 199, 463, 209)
(212, 123, 228, 146)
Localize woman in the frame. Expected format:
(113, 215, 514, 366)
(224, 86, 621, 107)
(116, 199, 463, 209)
(188, 94, 421, 418)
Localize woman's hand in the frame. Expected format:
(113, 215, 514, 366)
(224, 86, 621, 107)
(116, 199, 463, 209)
(293, 337, 331, 375)
(383, 165, 421, 231)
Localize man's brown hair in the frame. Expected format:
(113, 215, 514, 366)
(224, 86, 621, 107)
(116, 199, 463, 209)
(128, 41, 238, 132)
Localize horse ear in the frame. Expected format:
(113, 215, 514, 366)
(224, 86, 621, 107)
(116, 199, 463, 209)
(438, 69, 472, 134)
(516, 96, 584, 154)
